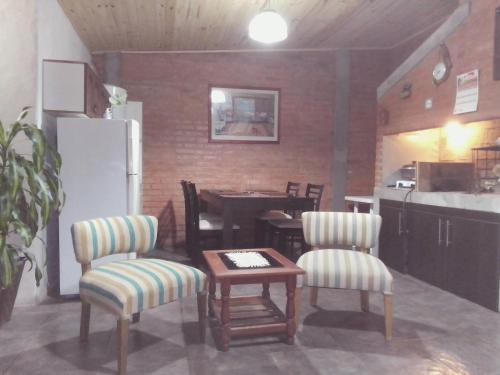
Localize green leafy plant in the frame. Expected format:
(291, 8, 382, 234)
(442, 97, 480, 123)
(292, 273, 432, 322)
(0, 107, 64, 289)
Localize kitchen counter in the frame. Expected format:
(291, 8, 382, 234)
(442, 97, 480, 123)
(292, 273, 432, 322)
(373, 187, 500, 214)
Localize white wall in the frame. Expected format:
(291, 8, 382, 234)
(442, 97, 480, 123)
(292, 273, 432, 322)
(30, 0, 92, 305)
(0, 0, 39, 305)
(0, 0, 37, 124)
(36, 0, 92, 126)
(8, 0, 92, 306)
(381, 129, 440, 186)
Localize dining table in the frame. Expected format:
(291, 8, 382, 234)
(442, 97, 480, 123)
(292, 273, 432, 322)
(199, 189, 315, 249)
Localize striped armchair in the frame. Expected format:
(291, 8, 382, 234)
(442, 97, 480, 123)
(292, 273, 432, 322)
(71, 215, 207, 374)
(295, 212, 393, 340)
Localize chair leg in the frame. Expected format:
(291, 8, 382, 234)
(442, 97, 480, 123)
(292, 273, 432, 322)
(117, 318, 129, 375)
(278, 231, 287, 256)
(294, 287, 302, 330)
(360, 291, 370, 312)
(80, 301, 91, 342)
(254, 219, 264, 247)
(310, 287, 319, 306)
(233, 229, 238, 248)
(132, 312, 140, 323)
(197, 291, 207, 343)
(384, 294, 393, 341)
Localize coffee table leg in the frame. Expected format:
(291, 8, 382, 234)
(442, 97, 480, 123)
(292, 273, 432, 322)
(208, 274, 216, 318)
(262, 281, 270, 299)
(220, 281, 231, 351)
(285, 276, 297, 345)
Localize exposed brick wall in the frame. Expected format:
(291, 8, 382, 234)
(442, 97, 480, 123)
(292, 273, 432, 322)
(94, 50, 390, 248)
(375, 0, 500, 185)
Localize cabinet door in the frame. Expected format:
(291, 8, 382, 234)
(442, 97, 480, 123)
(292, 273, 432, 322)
(43, 60, 85, 113)
(85, 65, 108, 118)
(446, 216, 499, 310)
(407, 209, 446, 289)
(379, 201, 406, 272)
(43, 60, 108, 117)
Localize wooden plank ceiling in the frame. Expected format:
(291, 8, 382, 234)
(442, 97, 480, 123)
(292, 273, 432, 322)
(58, 0, 459, 52)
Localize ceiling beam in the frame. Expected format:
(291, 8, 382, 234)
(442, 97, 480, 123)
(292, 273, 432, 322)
(377, 2, 471, 100)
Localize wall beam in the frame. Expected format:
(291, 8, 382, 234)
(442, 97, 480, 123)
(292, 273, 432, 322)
(332, 49, 350, 211)
(377, 2, 471, 100)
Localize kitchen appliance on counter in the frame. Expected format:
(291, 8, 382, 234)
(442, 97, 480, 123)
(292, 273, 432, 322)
(416, 162, 474, 192)
(395, 162, 417, 189)
(57, 118, 142, 295)
(395, 180, 416, 189)
(400, 162, 417, 180)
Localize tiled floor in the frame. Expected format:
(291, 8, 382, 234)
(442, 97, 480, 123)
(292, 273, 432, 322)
(1, 271, 499, 375)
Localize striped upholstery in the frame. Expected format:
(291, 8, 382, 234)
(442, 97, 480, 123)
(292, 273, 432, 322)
(302, 212, 381, 249)
(72, 215, 158, 264)
(298, 211, 393, 294)
(80, 259, 206, 318)
(297, 249, 393, 293)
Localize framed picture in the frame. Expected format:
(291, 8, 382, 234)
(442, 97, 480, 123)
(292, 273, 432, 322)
(209, 85, 280, 143)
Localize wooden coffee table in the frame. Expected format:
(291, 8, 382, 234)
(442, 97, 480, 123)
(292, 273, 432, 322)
(202, 248, 305, 351)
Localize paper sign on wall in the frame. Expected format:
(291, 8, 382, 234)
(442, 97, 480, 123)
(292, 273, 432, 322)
(453, 69, 479, 114)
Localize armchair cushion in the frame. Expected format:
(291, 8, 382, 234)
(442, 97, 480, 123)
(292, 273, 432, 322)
(297, 249, 393, 294)
(80, 259, 206, 318)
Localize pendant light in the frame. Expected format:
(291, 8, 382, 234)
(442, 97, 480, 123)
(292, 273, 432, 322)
(248, 0, 288, 44)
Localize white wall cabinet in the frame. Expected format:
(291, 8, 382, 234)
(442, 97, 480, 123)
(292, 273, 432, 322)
(43, 60, 108, 118)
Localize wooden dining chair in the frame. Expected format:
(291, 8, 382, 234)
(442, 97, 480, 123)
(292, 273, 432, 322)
(72, 214, 207, 374)
(182, 180, 230, 263)
(181, 180, 195, 258)
(254, 181, 301, 247)
(267, 183, 324, 259)
(185, 182, 240, 265)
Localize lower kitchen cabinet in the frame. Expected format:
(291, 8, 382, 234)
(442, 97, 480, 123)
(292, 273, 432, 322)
(445, 215, 499, 310)
(407, 208, 446, 289)
(380, 200, 500, 311)
(379, 200, 406, 273)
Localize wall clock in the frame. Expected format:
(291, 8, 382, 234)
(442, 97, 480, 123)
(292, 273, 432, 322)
(433, 43, 452, 86)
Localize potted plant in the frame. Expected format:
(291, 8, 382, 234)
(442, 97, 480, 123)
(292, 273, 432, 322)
(0, 107, 64, 324)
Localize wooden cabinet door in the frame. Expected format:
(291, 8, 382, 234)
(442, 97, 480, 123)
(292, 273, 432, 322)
(445, 216, 499, 310)
(85, 65, 108, 118)
(379, 200, 406, 272)
(407, 209, 446, 289)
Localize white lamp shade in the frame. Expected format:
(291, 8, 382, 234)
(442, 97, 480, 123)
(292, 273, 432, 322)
(248, 10, 288, 44)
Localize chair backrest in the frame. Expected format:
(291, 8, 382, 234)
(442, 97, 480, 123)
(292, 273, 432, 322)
(302, 212, 381, 249)
(71, 215, 158, 264)
(186, 182, 201, 250)
(285, 181, 301, 217)
(305, 183, 324, 211)
(181, 180, 193, 255)
(286, 181, 301, 197)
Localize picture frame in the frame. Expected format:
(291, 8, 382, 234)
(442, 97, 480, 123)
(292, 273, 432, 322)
(209, 85, 280, 143)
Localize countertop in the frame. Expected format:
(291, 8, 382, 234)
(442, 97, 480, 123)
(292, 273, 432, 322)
(373, 187, 500, 214)
(345, 195, 374, 204)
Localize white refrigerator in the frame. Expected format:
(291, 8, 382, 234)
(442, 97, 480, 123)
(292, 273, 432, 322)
(57, 118, 142, 295)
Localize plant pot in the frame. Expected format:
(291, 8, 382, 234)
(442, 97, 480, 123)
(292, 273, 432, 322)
(0, 259, 26, 326)
(111, 105, 126, 119)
